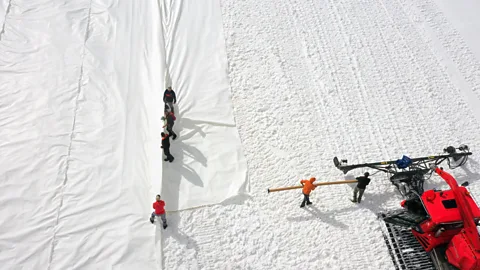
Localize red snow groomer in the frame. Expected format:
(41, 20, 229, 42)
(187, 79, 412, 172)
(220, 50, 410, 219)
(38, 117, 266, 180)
(334, 145, 480, 270)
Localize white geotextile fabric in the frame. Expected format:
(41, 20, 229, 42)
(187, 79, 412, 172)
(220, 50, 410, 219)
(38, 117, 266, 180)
(160, 0, 249, 211)
(0, 1, 164, 269)
(0, 0, 8, 28)
(0, 0, 248, 268)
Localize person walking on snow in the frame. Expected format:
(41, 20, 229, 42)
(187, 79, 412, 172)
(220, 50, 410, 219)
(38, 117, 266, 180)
(300, 177, 316, 208)
(161, 132, 174, 162)
(163, 86, 177, 114)
(164, 111, 177, 140)
(150, 195, 168, 229)
(351, 172, 371, 203)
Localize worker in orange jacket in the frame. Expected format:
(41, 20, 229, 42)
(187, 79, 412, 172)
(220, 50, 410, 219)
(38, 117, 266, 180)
(300, 177, 316, 208)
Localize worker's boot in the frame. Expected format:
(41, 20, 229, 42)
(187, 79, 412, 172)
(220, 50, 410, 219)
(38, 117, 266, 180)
(306, 201, 312, 205)
(300, 202, 305, 208)
(150, 217, 155, 224)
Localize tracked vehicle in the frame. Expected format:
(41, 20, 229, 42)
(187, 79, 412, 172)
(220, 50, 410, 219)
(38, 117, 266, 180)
(334, 145, 480, 270)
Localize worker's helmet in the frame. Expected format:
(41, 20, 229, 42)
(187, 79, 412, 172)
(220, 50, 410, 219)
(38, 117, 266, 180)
(364, 172, 370, 177)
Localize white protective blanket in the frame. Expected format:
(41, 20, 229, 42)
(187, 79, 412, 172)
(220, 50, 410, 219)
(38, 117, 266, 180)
(0, 1, 164, 269)
(159, 0, 249, 211)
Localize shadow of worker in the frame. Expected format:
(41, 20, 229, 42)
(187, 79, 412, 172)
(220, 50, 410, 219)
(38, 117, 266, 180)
(161, 214, 200, 261)
(458, 158, 480, 185)
(287, 205, 350, 229)
(161, 116, 207, 211)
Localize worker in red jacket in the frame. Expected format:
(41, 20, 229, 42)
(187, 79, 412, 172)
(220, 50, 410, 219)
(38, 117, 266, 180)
(150, 195, 168, 229)
(300, 177, 316, 208)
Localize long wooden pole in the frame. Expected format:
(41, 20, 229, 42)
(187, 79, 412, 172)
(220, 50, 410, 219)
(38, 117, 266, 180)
(267, 179, 358, 193)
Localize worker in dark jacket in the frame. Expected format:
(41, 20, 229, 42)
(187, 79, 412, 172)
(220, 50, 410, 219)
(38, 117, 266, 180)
(351, 172, 370, 203)
(161, 132, 174, 162)
(163, 111, 177, 140)
(163, 86, 176, 114)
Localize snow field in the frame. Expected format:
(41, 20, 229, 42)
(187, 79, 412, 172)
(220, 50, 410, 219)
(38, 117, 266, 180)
(162, 0, 480, 269)
(2, 0, 480, 269)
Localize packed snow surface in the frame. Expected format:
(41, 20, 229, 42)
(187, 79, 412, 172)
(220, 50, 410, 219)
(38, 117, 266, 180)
(164, 0, 480, 269)
(2, 0, 480, 269)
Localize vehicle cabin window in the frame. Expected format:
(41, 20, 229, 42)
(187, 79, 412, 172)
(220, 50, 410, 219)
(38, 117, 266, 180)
(442, 199, 457, 209)
(438, 222, 463, 230)
(384, 210, 427, 227)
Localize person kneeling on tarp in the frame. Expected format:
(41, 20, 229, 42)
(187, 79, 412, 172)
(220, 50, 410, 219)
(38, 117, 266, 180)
(161, 132, 174, 162)
(300, 177, 316, 208)
(150, 195, 168, 229)
(351, 172, 370, 203)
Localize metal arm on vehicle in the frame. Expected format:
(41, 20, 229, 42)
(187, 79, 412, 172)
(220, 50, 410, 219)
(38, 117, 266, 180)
(333, 145, 471, 199)
(333, 145, 471, 175)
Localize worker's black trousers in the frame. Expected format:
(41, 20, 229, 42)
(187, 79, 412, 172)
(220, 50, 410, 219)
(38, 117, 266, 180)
(167, 125, 177, 139)
(353, 187, 365, 203)
(165, 102, 174, 114)
(163, 147, 174, 161)
(301, 193, 311, 207)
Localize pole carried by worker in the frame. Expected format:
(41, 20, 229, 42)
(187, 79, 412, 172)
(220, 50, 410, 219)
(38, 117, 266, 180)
(267, 179, 358, 193)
